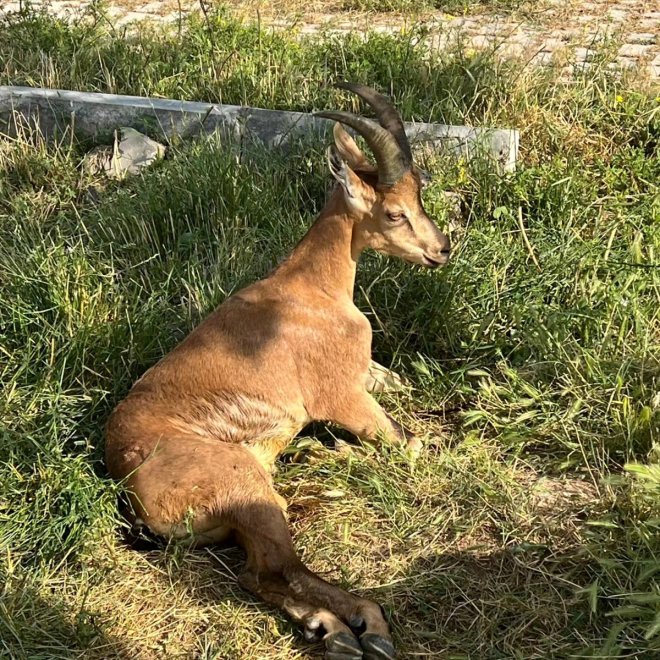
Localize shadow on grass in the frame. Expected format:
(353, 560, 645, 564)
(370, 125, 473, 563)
(390, 549, 595, 658)
(117, 528, 598, 659)
(0, 582, 136, 660)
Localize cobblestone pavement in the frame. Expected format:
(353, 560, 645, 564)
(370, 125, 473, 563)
(1, 0, 658, 79)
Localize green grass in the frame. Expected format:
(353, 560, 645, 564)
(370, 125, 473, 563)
(1, 4, 659, 659)
(342, 0, 530, 14)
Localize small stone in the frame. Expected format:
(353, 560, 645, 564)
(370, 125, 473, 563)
(116, 127, 166, 175)
(82, 146, 113, 177)
(83, 128, 166, 180)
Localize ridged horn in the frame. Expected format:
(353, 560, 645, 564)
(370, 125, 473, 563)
(335, 81, 412, 164)
(314, 110, 408, 187)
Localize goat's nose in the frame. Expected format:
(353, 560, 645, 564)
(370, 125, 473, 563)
(436, 234, 451, 257)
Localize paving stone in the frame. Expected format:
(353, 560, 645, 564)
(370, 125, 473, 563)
(160, 11, 183, 22)
(504, 35, 538, 54)
(460, 19, 482, 32)
(574, 47, 596, 62)
(500, 41, 527, 58)
(628, 32, 657, 44)
(116, 11, 151, 25)
(427, 33, 441, 50)
(0, 0, 657, 80)
(576, 14, 598, 24)
(531, 51, 555, 66)
(478, 22, 515, 37)
(539, 38, 566, 51)
(606, 9, 628, 22)
(106, 6, 125, 18)
(470, 35, 492, 49)
(615, 56, 639, 69)
(140, 1, 165, 12)
(618, 43, 654, 58)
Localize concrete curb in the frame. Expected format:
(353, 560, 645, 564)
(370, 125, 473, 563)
(0, 86, 519, 170)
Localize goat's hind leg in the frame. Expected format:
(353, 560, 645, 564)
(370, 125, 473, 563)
(238, 514, 395, 659)
(235, 497, 395, 658)
(126, 437, 394, 659)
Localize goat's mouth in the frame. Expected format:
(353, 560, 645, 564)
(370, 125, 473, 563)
(420, 253, 449, 268)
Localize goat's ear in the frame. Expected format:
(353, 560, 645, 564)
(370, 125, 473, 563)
(326, 145, 373, 214)
(326, 145, 354, 193)
(333, 123, 376, 173)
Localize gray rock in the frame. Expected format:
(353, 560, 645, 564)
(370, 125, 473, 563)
(83, 127, 166, 179)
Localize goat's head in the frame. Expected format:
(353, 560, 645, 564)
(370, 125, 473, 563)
(316, 82, 450, 268)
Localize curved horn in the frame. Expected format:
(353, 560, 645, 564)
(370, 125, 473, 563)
(336, 81, 412, 164)
(314, 110, 408, 187)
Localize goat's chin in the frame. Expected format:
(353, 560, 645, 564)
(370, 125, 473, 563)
(420, 255, 446, 269)
(401, 254, 446, 269)
(374, 249, 447, 269)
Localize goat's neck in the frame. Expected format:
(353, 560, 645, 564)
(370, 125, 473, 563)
(275, 195, 362, 300)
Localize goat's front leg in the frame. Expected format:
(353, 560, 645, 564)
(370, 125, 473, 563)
(330, 389, 422, 451)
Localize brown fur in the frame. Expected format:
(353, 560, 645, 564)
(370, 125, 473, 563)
(105, 123, 450, 658)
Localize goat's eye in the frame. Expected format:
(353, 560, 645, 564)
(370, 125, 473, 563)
(387, 212, 406, 223)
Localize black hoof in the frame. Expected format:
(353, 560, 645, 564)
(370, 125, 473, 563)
(360, 633, 396, 660)
(325, 631, 363, 659)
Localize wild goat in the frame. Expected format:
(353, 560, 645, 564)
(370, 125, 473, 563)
(106, 83, 450, 660)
